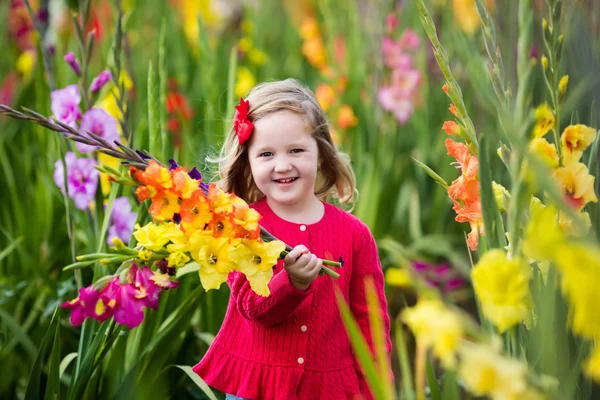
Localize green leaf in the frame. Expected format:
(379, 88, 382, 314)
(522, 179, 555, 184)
(225, 46, 238, 137)
(59, 353, 78, 378)
(175, 261, 200, 278)
(0, 235, 23, 262)
(335, 288, 385, 400)
(44, 314, 61, 400)
(425, 357, 441, 400)
(395, 318, 415, 400)
(174, 365, 218, 400)
(411, 157, 449, 189)
(158, 19, 168, 157)
(148, 61, 160, 158)
(24, 308, 59, 400)
(0, 307, 37, 358)
(440, 370, 460, 400)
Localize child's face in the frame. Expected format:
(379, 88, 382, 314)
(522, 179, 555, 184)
(247, 110, 319, 209)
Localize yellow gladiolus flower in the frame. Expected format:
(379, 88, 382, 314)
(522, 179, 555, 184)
(230, 239, 286, 296)
(529, 138, 559, 168)
(471, 249, 532, 333)
(385, 267, 412, 288)
(585, 347, 600, 383)
(16, 50, 36, 81)
(555, 162, 598, 210)
(554, 243, 600, 340)
(302, 37, 328, 70)
(522, 201, 565, 262)
(560, 124, 597, 164)
(532, 104, 555, 138)
(402, 299, 463, 368)
(248, 49, 267, 66)
(558, 211, 592, 237)
(299, 17, 319, 40)
(167, 251, 190, 268)
(133, 222, 182, 252)
(458, 341, 529, 399)
(195, 237, 235, 291)
(235, 67, 256, 98)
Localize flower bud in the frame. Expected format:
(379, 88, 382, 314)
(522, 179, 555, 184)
(558, 75, 568, 97)
(64, 52, 81, 76)
(90, 70, 112, 93)
(541, 56, 549, 70)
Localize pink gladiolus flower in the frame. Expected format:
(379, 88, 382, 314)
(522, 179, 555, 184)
(90, 70, 111, 93)
(390, 68, 422, 96)
(397, 29, 420, 51)
(413, 261, 465, 293)
(53, 152, 99, 210)
(51, 84, 82, 129)
(113, 283, 147, 329)
(382, 37, 413, 69)
(378, 86, 415, 125)
(77, 108, 120, 153)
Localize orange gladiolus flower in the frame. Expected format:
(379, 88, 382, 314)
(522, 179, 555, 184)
(442, 121, 461, 136)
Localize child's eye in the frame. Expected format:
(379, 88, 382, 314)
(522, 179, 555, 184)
(290, 148, 304, 154)
(259, 151, 273, 157)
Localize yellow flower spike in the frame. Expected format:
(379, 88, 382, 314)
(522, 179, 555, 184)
(451, 0, 483, 35)
(584, 347, 600, 383)
(133, 222, 173, 251)
(458, 341, 529, 398)
(558, 211, 592, 236)
(529, 138, 559, 168)
(299, 17, 319, 40)
(402, 299, 463, 368)
(560, 124, 597, 163)
(196, 237, 234, 291)
(541, 56, 549, 70)
(532, 104, 555, 138)
(558, 75, 569, 96)
(385, 267, 412, 288)
(554, 244, 600, 340)
(471, 249, 532, 333)
(522, 201, 565, 262)
(555, 162, 598, 210)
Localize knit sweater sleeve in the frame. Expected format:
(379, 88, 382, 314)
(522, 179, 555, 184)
(350, 222, 393, 398)
(228, 268, 315, 327)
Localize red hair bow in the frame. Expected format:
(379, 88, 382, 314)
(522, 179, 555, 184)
(234, 98, 254, 145)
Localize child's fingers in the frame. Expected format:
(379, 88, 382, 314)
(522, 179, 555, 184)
(285, 245, 309, 264)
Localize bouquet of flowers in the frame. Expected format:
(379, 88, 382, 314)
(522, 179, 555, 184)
(0, 104, 341, 330)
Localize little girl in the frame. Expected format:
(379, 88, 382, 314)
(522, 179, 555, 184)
(193, 79, 392, 400)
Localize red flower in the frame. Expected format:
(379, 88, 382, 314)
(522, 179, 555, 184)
(234, 98, 254, 145)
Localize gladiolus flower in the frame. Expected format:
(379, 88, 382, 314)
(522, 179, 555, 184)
(529, 138, 559, 168)
(90, 70, 112, 93)
(554, 162, 598, 209)
(471, 249, 532, 333)
(337, 105, 358, 129)
(532, 104, 554, 138)
(402, 299, 463, 368)
(560, 124, 597, 163)
(449, 104, 458, 117)
(51, 85, 82, 129)
(316, 84, 336, 112)
(77, 108, 120, 153)
(64, 52, 81, 76)
(53, 152, 99, 210)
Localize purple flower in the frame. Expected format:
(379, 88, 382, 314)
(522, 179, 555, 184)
(113, 283, 147, 329)
(53, 152, 99, 210)
(51, 85, 82, 129)
(90, 70, 112, 93)
(77, 108, 119, 153)
(107, 197, 137, 245)
(64, 52, 81, 76)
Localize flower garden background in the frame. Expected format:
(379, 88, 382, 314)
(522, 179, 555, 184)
(1, 0, 600, 399)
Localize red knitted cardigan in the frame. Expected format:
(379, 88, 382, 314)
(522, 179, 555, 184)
(193, 198, 392, 400)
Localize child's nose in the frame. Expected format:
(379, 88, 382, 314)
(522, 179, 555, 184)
(274, 156, 292, 172)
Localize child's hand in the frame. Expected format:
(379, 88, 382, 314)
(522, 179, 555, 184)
(284, 245, 322, 291)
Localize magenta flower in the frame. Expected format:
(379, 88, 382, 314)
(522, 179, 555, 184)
(413, 261, 465, 293)
(77, 108, 119, 153)
(53, 152, 99, 210)
(113, 283, 146, 329)
(61, 286, 100, 326)
(51, 85, 82, 129)
(107, 197, 137, 245)
(64, 52, 81, 76)
(128, 264, 161, 309)
(90, 70, 112, 93)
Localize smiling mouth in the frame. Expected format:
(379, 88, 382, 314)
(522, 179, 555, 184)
(273, 177, 298, 183)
